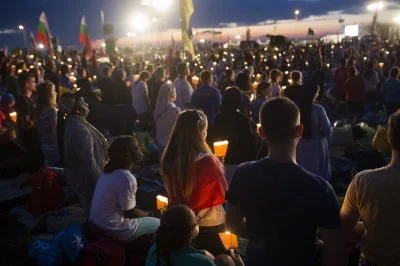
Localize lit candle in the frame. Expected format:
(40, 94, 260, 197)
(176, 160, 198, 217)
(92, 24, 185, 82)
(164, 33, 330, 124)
(156, 195, 168, 212)
(213, 140, 229, 157)
(257, 123, 261, 135)
(379, 62, 384, 69)
(252, 81, 258, 90)
(192, 76, 200, 86)
(219, 231, 239, 250)
(9, 112, 17, 123)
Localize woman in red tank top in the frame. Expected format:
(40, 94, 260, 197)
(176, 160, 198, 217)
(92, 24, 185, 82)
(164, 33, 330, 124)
(161, 109, 227, 255)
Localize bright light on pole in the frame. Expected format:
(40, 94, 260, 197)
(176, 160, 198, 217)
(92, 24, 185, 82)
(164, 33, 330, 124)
(294, 9, 300, 20)
(18, 25, 24, 30)
(367, 1, 385, 11)
(131, 13, 150, 32)
(38, 43, 44, 49)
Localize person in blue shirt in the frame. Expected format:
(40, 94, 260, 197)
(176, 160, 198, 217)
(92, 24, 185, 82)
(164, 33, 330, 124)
(226, 97, 347, 266)
(383, 66, 400, 116)
(146, 205, 216, 266)
(191, 70, 222, 126)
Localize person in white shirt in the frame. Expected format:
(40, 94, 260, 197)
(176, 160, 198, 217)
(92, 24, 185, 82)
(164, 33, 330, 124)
(89, 136, 160, 241)
(174, 63, 193, 109)
(154, 84, 181, 151)
(132, 71, 152, 121)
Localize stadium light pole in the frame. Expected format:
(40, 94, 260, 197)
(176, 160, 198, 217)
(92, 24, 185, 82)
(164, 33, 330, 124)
(366, 1, 385, 35)
(18, 25, 27, 50)
(294, 9, 300, 20)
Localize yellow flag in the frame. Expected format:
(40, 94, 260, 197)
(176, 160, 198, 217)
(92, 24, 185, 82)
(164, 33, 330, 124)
(180, 0, 195, 58)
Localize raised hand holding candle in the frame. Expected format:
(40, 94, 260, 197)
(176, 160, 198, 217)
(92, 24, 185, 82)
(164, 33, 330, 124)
(9, 112, 17, 123)
(219, 231, 239, 250)
(213, 140, 229, 157)
(156, 195, 168, 212)
(192, 76, 200, 86)
(257, 123, 261, 135)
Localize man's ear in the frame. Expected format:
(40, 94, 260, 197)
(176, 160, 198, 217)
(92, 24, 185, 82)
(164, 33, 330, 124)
(295, 124, 303, 138)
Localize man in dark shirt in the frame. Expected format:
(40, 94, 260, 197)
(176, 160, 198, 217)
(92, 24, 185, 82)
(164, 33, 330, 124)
(15, 73, 44, 172)
(43, 61, 59, 92)
(191, 70, 222, 126)
(226, 97, 346, 266)
(98, 66, 116, 107)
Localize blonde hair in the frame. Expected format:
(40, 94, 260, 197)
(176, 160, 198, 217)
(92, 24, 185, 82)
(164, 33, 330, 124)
(161, 109, 211, 202)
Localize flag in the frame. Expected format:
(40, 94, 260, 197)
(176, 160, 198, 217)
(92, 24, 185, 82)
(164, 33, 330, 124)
(79, 16, 93, 59)
(36, 12, 53, 49)
(30, 32, 37, 49)
(180, 0, 195, 58)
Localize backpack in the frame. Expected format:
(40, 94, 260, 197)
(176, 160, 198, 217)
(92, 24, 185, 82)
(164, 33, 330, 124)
(29, 168, 64, 215)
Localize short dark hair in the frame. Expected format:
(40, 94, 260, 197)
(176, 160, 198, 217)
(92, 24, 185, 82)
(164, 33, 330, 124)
(60, 65, 69, 75)
(102, 66, 111, 76)
(177, 63, 187, 77)
(155, 66, 166, 80)
(260, 97, 300, 144)
(290, 71, 302, 83)
(348, 66, 357, 78)
(139, 70, 151, 81)
(235, 72, 251, 92)
(200, 70, 212, 84)
(222, 86, 241, 112)
(18, 72, 34, 91)
(388, 110, 400, 153)
(104, 136, 143, 173)
(389, 66, 400, 79)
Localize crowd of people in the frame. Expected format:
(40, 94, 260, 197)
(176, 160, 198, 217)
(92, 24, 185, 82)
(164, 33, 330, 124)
(0, 37, 400, 266)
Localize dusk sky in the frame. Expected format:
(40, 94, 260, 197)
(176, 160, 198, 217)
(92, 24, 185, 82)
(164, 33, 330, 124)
(0, 0, 399, 48)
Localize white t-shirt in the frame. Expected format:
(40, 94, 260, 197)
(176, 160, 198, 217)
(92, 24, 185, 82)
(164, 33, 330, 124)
(89, 169, 138, 241)
(174, 78, 193, 109)
(131, 80, 150, 115)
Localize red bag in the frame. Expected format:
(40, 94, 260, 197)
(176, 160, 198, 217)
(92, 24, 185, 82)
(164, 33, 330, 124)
(29, 168, 64, 215)
(78, 238, 126, 266)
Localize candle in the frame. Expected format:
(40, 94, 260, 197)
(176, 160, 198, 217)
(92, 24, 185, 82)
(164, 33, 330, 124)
(134, 74, 140, 81)
(379, 62, 384, 69)
(219, 231, 239, 250)
(156, 195, 168, 212)
(213, 140, 229, 157)
(192, 76, 200, 86)
(257, 123, 261, 135)
(9, 112, 17, 123)
(252, 81, 258, 90)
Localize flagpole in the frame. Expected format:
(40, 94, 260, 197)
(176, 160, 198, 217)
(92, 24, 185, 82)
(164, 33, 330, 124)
(179, 0, 185, 61)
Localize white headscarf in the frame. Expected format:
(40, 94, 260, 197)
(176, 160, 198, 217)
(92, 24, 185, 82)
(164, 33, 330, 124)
(154, 83, 175, 120)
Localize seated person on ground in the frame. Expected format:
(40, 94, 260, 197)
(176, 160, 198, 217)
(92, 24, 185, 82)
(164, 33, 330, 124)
(89, 135, 160, 242)
(146, 205, 243, 266)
